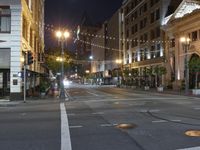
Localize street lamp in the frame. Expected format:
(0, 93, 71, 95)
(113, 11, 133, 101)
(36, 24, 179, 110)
(55, 30, 70, 99)
(180, 37, 190, 95)
(115, 59, 122, 87)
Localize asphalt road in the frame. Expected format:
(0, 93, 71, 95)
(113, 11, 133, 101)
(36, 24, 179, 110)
(0, 100, 60, 150)
(0, 84, 200, 150)
(65, 84, 200, 150)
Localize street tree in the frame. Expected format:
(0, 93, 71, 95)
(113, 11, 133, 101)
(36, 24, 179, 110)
(45, 47, 74, 75)
(189, 55, 200, 89)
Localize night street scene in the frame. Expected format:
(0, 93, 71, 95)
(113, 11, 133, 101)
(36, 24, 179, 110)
(1, 0, 200, 150)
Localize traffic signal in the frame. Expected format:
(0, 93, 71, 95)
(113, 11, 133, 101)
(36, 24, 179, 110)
(27, 51, 33, 65)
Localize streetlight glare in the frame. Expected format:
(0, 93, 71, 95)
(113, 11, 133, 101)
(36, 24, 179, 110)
(89, 56, 93, 60)
(64, 31, 70, 39)
(180, 37, 190, 43)
(56, 31, 62, 38)
(116, 59, 122, 64)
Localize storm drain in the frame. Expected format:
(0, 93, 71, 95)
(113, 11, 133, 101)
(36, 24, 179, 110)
(185, 130, 200, 137)
(116, 123, 137, 129)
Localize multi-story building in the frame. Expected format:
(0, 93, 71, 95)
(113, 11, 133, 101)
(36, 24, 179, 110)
(76, 12, 99, 77)
(163, 0, 200, 89)
(120, 0, 182, 87)
(91, 10, 121, 85)
(0, 0, 45, 100)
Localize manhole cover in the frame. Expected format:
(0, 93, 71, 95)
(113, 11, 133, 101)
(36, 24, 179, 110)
(116, 123, 137, 129)
(185, 130, 200, 137)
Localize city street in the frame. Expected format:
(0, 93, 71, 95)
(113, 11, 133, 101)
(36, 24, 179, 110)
(0, 84, 200, 150)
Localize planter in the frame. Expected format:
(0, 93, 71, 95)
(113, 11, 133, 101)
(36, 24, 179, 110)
(192, 89, 200, 95)
(157, 86, 164, 92)
(40, 92, 46, 98)
(131, 86, 137, 89)
(144, 86, 150, 91)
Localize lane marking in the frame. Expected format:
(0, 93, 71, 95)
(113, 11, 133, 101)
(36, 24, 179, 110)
(68, 113, 76, 116)
(87, 91, 99, 96)
(149, 109, 160, 112)
(152, 120, 168, 123)
(83, 97, 189, 103)
(69, 125, 83, 129)
(100, 124, 113, 127)
(171, 120, 182, 122)
(92, 112, 104, 115)
(194, 107, 200, 110)
(60, 103, 72, 150)
(177, 146, 200, 150)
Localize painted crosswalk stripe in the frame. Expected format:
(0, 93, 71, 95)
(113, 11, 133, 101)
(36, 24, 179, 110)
(177, 146, 200, 150)
(69, 125, 83, 129)
(60, 103, 72, 150)
(152, 120, 168, 123)
(100, 124, 113, 127)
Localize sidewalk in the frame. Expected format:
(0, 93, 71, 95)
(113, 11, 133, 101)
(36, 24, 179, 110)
(0, 99, 23, 107)
(119, 86, 200, 98)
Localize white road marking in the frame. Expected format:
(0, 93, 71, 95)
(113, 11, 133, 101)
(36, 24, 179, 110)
(177, 146, 200, 150)
(171, 120, 182, 122)
(149, 109, 160, 112)
(68, 113, 76, 116)
(87, 91, 99, 96)
(114, 102, 120, 105)
(194, 107, 200, 110)
(92, 112, 104, 115)
(100, 124, 113, 127)
(152, 120, 168, 123)
(69, 125, 83, 129)
(60, 103, 72, 150)
(83, 97, 188, 103)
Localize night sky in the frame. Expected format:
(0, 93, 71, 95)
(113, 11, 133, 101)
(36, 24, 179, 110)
(45, 0, 123, 49)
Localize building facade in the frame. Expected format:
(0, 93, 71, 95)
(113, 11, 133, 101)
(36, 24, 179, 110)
(76, 13, 100, 78)
(90, 9, 122, 85)
(163, 0, 200, 89)
(91, 24, 106, 85)
(119, 0, 182, 87)
(0, 0, 45, 100)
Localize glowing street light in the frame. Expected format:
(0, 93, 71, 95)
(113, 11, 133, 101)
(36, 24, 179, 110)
(55, 29, 70, 99)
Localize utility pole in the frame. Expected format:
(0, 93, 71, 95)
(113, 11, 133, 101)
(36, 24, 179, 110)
(23, 52, 27, 103)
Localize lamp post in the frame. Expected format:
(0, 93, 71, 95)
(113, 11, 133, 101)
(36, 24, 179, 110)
(56, 30, 70, 99)
(116, 59, 122, 87)
(180, 37, 190, 95)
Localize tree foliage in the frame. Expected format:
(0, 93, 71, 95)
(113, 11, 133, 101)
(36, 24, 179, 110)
(45, 47, 75, 74)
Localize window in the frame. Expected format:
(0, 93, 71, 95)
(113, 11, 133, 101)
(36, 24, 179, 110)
(192, 31, 198, 41)
(135, 24, 138, 33)
(156, 44, 161, 57)
(156, 9, 160, 20)
(144, 48, 147, 60)
(134, 11, 138, 19)
(126, 29, 129, 38)
(150, 0, 154, 7)
(144, 33, 148, 42)
(171, 39, 175, 47)
(151, 45, 155, 58)
(150, 29, 155, 40)
(126, 42, 129, 50)
(144, 17, 147, 28)
(143, 3, 147, 12)
(156, 27, 160, 37)
(131, 26, 134, 34)
(150, 12, 154, 23)
(23, 16, 28, 40)
(0, 6, 11, 33)
(140, 35, 144, 44)
(30, 28, 33, 47)
(0, 48, 10, 68)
